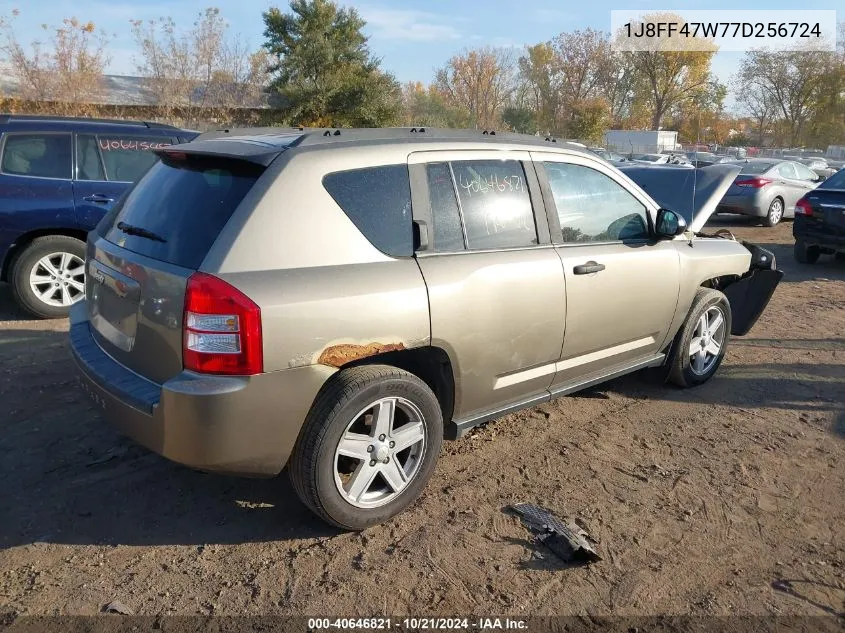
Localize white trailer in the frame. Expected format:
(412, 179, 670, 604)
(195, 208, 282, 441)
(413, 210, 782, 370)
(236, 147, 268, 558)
(604, 130, 679, 155)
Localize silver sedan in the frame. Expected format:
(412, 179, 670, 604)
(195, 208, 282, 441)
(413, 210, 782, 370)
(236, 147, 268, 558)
(716, 159, 821, 226)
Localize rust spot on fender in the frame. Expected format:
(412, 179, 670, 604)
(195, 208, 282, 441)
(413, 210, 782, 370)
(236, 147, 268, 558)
(317, 342, 406, 368)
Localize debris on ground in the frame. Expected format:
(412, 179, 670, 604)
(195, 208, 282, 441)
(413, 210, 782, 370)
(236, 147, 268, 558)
(102, 600, 134, 615)
(507, 503, 601, 564)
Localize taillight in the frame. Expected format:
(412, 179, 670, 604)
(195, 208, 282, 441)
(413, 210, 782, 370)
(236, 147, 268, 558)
(795, 198, 813, 216)
(183, 272, 263, 375)
(736, 177, 772, 188)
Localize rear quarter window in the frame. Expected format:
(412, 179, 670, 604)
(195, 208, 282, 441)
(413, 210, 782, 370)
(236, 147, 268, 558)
(103, 154, 263, 269)
(323, 165, 412, 257)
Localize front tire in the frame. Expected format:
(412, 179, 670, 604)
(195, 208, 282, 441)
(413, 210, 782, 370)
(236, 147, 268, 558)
(794, 240, 820, 264)
(289, 365, 443, 530)
(669, 288, 732, 388)
(10, 235, 86, 319)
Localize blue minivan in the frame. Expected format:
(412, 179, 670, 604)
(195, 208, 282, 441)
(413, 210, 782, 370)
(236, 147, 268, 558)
(0, 114, 197, 318)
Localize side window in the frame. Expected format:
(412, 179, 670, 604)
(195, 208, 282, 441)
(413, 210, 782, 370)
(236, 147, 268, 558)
(793, 163, 816, 181)
(323, 164, 413, 257)
(544, 162, 649, 243)
(97, 136, 172, 182)
(425, 163, 465, 252)
(778, 163, 798, 180)
(76, 134, 106, 181)
(450, 160, 537, 249)
(1, 133, 72, 179)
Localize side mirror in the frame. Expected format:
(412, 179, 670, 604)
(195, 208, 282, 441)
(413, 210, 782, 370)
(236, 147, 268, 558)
(655, 208, 688, 238)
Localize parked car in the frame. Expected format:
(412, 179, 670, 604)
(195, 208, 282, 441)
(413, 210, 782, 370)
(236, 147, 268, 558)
(0, 114, 197, 318)
(798, 157, 837, 181)
(793, 168, 845, 263)
(588, 147, 627, 163)
(630, 153, 670, 164)
(69, 128, 782, 529)
(716, 159, 821, 226)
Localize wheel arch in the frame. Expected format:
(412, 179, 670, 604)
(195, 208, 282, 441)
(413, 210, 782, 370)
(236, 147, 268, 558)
(331, 346, 456, 430)
(1, 228, 88, 282)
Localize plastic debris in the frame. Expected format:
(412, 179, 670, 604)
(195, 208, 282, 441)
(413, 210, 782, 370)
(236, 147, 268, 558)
(102, 600, 134, 615)
(508, 503, 601, 564)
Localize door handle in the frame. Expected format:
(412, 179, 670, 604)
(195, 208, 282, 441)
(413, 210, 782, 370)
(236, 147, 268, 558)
(573, 261, 605, 275)
(83, 194, 114, 203)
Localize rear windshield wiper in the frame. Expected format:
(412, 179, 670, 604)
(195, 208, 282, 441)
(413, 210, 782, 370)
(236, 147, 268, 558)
(116, 221, 167, 243)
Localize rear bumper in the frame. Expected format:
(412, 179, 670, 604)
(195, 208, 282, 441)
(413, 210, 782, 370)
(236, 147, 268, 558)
(793, 216, 845, 250)
(717, 191, 769, 217)
(69, 302, 334, 476)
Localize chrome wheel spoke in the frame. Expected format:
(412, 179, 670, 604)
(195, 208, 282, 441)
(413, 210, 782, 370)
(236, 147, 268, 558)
(337, 432, 373, 460)
(30, 274, 53, 286)
(381, 460, 409, 493)
(688, 336, 703, 357)
(372, 398, 395, 437)
(706, 340, 722, 356)
(345, 462, 379, 502)
(708, 311, 724, 335)
(392, 420, 425, 453)
(693, 349, 707, 372)
(67, 279, 85, 293)
(37, 286, 58, 301)
(60, 284, 72, 306)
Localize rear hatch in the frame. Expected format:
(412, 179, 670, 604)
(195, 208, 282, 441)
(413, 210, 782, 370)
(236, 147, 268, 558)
(86, 150, 268, 384)
(797, 169, 845, 237)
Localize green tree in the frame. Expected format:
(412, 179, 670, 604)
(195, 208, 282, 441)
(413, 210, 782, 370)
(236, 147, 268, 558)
(502, 105, 537, 134)
(262, 0, 400, 126)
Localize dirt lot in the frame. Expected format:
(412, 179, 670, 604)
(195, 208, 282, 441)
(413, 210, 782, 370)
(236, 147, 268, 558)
(0, 219, 843, 619)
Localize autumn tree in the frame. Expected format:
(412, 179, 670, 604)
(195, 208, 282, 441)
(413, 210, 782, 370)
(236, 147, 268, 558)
(401, 81, 471, 128)
(517, 43, 559, 133)
(0, 10, 110, 111)
(734, 78, 779, 146)
(262, 0, 400, 127)
(737, 47, 834, 146)
(434, 47, 516, 129)
(615, 13, 716, 129)
(131, 7, 268, 116)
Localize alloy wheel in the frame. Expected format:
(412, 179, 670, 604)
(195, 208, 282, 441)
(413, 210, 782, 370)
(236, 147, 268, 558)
(688, 306, 726, 375)
(333, 396, 427, 509)
(28, 252, 85, 307)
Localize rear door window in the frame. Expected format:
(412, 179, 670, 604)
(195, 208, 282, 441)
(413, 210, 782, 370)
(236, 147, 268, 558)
(1, 133, 72, 179)
(97, 136, 173, 182)
(103, 154, 263, 269)
(450, 160, 537, 249)
(778, 163, 798, 179)
(76, 134, 106, 181)
(425, 162, 465, 252)
(323, 165, 413, 257)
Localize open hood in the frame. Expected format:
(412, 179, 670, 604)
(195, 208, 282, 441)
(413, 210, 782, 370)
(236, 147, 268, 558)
(618, 164, 741, 233)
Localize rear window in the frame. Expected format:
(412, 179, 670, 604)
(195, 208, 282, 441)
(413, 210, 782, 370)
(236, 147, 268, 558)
(103, 154, 263, 269)
(740, 162, 774, 175)
(323, 165, 412, 257)
(820, 170, 845, 189)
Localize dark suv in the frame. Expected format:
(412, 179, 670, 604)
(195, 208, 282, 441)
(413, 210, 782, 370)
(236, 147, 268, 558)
(0, 115, 196, 318)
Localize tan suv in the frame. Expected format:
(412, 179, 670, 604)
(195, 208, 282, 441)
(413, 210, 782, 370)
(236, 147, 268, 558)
(70, 128, 782, 529)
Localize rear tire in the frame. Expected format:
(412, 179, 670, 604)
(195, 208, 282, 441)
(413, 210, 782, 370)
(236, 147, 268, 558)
(289, 365, 443, 530)
(794, 240, 820, 264)
(10, 235, 86, 319)
(669, 288, 732, 388)
(763, 198, 783, 227)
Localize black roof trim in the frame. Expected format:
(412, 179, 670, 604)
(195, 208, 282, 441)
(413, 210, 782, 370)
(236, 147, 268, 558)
(196, 126, 582, 151)
(0, 113, 181, 129)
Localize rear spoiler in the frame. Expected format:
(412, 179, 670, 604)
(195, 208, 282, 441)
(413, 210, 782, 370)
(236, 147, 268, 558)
(154, 133, 303, 167)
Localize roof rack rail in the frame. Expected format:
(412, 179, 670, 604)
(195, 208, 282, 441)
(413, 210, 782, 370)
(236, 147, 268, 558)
(0, 113, 179, 129)
(287, 127, 584, 148)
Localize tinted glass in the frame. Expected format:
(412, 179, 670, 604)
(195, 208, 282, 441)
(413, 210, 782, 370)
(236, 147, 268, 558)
(76, 134, 106, 181)
(544, 162, 649, 243)
(778, 163, 798, 179)
(323, 165, 412, 257)
(98, 136, 171, 182)
(1, 133, 71, 179)
(820, 169, 845, 189)
(104, 155, 263, 268)
(426, 163, 465, 252)
(451, 160, 537, 249)
(740, 162, 775, 175)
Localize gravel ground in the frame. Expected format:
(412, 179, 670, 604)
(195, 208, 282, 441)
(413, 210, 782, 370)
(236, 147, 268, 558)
(0, 219, 843, 618)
